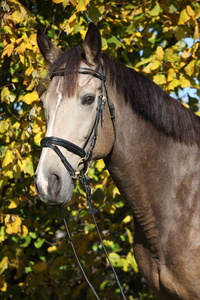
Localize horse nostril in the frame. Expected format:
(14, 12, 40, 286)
(49, 173, 62, 196)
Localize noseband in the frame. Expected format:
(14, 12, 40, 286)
(41, 66, 116, 180)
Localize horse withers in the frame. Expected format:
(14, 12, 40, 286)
(35, 23, 200, 299)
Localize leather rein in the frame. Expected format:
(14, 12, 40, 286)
(40, 67, 126, 299)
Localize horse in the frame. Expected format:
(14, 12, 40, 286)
(34, 23, 200, 299)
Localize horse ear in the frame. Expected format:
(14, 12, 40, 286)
(37, 28, 62, 65)
(83, 23, 101, 66)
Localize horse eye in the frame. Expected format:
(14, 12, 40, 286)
(82, 95, 95, 105)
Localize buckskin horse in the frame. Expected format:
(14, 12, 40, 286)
(34, 23, 200, 299)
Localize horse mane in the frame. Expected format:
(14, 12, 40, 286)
(102, 53, 200, 147)
(48, 47, 200, 147)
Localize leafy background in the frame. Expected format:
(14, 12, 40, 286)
(1, 0, 200, 299)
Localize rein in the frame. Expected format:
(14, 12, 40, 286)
(40, 67, 126, 299)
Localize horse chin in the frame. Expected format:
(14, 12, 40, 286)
(39, 186, 74, 206)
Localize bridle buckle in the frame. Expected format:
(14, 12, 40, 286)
(72, 157, 89, 180)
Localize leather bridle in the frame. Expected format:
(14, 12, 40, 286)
(39, 66, 126, 299)
(41, 66, 116, 180)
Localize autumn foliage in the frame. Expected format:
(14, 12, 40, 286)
(1, 0, 200, 299)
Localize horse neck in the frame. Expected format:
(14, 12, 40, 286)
(104, 91, 200, 252)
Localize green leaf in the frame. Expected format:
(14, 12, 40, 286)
(107, 36, 121, 48)
(34, 238, 45, 249)
(149, 3, 162, 16)
(23, 155, 34, 176)
(88, 2, 101, 23)
(20, 236, 31, 248)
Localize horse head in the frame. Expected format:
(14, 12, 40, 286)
(34, 24, 115, 205)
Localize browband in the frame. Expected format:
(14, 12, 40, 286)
(50, 67, 106, 82)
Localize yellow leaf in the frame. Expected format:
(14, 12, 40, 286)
(34, 116, 45, 128)
(53, 0, 64, 3)
(27, 78, 36, 91)
(13, 121, 21, 130)
(195, 7, 200, 20)
(136, 57, 152, 67)
(126, 252, 138, 272)
(5, 215, 22, 234)
(167, 68, 174, 82)
(155, 46, 164, 60)
(23, 91, 39, 104)
(17, 42, 26, 54)
(184, 60, 195, 76)
(68, 12, 76, 27)
(2, 43, 14, 57)
(178, 9, 190, 25)
(180, 76, 191, 88)
(12, 11, 24, 23)
(25, 66, 34, 76)
(0, 120, 9, 133)
(95, 159, 105, 172)
(34, 131, 45, 146)
(29, 33, 37, 45)
(186, 5, 195, 18)
(1, 88, 10, 103)
(21, 225, 28, 237)
(19, 54, 25, 64)
(47, 245, 57, 253)
(15, 148, 22, 162)
(12, 216, 22, 234)
(8, 197, 20, 209)
(151, 60, 161, 70)
(21, 130, 25, 140)
(153, 74, 166, 85)
(167, 79, 180, 91)
(143, 62, 153, 74)
(125, 227, 133, 244)
(69, 0, 77, 5)
(113, 186, 120, 196)
(0, 257, 8, 275)
(30, 184, 37, 196)
(2, 149, 13, 168)
(76, 0, 90, 12)
(122, 215, 133, 224)
(12, 9, 26, 23)
(0, 279, 7, 292)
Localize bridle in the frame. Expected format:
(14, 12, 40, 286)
(41, 66, 116, 180)
(39, 66, 126, 299)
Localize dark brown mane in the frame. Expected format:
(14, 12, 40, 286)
(49, 47, 200, 147)
(101, 53, 200, 147)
